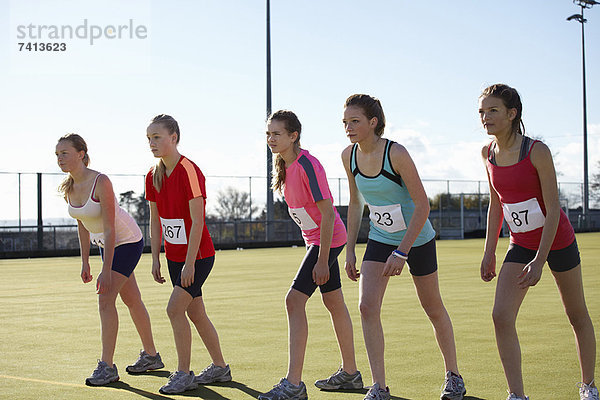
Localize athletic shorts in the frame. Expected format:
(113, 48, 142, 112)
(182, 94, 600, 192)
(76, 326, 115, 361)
(504, 239, 580, 272)
(292, 245, 344, 297)
(99, 239, 143, 278)
(363, 238, 438, 277)
(167, 256, 215, 298)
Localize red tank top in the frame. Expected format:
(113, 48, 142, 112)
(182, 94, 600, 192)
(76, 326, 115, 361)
(487, 139, 574, 250)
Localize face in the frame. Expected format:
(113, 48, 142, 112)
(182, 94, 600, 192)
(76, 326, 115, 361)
(55, 140, 84, 172)
(478, 96, 516, 136)
(343, 106, 377, 143)
(146, 123, 177, 158)
(266, 119, 297, 154)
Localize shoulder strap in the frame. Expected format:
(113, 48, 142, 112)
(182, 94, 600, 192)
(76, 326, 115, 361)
(488, 141, 497, 165)
(350, 143, 359, 176)
(381, 140, 403, 186)
(90, 174, 101, 202)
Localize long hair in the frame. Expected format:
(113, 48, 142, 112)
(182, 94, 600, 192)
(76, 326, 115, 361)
(344, 94, 386, 136)
(268, 110, 301, 194)
(150, 114, 180, 192)
(480, 83, 525, 136)
(57, 133, 89, 198)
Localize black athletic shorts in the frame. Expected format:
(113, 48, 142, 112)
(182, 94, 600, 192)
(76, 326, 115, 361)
(363, 238, 438, 277)
(292, 245, 344, 297)
(99, 238, 143, 278)
(504, 239, 580, 272)
(167, 256, 215, 298)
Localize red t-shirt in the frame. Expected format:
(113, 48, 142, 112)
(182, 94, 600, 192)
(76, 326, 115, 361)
(145, 156, 215, 262)
(487, 141, 574, 250)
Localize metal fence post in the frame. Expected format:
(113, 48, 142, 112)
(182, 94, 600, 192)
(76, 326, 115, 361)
(37, 172, 43, 250)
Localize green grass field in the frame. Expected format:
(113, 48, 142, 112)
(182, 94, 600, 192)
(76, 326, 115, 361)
(1, 233, 598, 400)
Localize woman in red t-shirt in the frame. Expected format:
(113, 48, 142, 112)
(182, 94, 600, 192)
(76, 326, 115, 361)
(479, 84, 597, 400)
(145, 114, 231, 394)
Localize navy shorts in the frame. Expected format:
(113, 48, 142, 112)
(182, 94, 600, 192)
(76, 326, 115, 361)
(363, 238, 438, 276)
(167, 256, 215, 298)
(292, 245, 344, 297)
(99, 239, 143, 278)
(504, 239, 580, 272)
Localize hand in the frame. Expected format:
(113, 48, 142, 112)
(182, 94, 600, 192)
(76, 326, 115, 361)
(81, 261, 93, 283)
(517, 259, 544, 289)
(96, 270, 111, 294)
(480, 252, 497, 282)
(344, 251, 360, 282)
(180, 263, 195, 288)
(383, 254, 405, 277)
(152, 259, 166, 284)
(312, 258, 330, 286)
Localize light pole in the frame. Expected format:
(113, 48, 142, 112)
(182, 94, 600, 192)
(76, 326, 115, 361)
(567, 0, 598, 229)
(265, 0, 274, 240)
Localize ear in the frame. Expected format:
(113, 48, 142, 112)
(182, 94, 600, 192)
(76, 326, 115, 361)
(289, 131, 299, 142)
(369, 117, 378, 129)
(507, 108, 517, 121)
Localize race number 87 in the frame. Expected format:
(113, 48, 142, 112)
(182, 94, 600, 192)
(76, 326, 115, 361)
(511, 210, 529, 227)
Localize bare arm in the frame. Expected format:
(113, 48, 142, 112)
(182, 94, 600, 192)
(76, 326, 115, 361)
(481, 145, 502, 282)
(312, 198, 335, 285)
(149, 201, 165, 283)
(341, 146, 364, 281)
(95, 175, 116, 294)
(76, 219, 93, 283)
(180, 196, 205, 288)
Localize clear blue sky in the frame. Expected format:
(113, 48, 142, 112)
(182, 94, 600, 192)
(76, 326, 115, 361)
(0, 0, 598, 221)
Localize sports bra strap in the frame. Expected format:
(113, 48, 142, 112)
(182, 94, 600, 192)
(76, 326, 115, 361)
(350, 143, 359, 176)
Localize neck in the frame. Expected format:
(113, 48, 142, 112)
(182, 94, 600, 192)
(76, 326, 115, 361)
(69, 164, 89, 183)
(161, 150, 181, 171)
(281, 146, 300, 167)
(493, 130, 519, 150)
(357, 134, 382, 153)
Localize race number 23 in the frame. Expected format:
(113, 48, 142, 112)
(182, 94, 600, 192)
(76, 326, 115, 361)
(367, 203, 407, 233)
(502, 198, 545, 233)
(160, 218, 187, 244)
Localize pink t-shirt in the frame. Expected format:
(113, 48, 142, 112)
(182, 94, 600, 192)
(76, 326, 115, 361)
(283, 149, 347, 247)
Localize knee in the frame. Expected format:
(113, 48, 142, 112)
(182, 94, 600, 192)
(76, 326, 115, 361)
(359, 300, 380, 320)
(98, 294, 115, 313)
(422, 302, 445, 322)
(565, 307, 591, 330)
(166, 302, 184, 321)
(492, 306, 515, 331)
(322, 295, 343, 314)
(120, 291, 141, 309)
(285, 292, 305, 315)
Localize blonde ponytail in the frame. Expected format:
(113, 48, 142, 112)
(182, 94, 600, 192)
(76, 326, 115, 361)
(272, 154, 287, 194)
(57, 133, 90, 198)
(153, 159, 166, 193)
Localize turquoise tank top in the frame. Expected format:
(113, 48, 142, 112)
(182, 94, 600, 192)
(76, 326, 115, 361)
(351, 139, 435, 246)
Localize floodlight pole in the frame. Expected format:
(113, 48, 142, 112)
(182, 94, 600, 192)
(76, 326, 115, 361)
(567, 0, 597, 228)
(266, 0, 274, 240)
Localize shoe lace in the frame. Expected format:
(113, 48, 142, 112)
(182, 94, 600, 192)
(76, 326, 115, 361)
(365, 386, 383, 400)
(167, 370, 186, 383)
(199, 363, 216, 376)
(442, 375, 459, 392)
(578, 381, 599, 398)
(91, 360, 106, 377)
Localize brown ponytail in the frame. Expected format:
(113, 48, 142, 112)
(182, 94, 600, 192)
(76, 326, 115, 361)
(268, 110, 302, 194)
(57, 133, 89, 198)
(149, 114, 180, 192)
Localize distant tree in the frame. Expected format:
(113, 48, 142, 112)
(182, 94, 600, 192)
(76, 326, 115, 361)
(213, 187, 257, 221)
(429, 193, 489, 210)
(259, 198, 289, 220)
(591, 160, 600, 208)
(119, 191, 149, 224)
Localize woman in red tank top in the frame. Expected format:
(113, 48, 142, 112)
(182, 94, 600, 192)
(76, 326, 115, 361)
(479, 84, 597, 400)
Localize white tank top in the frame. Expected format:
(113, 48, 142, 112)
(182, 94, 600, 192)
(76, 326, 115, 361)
(68, 174, 142, 248)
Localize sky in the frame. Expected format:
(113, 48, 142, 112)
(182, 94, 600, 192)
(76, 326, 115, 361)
(0, 0, 599, 222)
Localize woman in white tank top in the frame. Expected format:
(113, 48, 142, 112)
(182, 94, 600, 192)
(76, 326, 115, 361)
(56, 134, 164, 386)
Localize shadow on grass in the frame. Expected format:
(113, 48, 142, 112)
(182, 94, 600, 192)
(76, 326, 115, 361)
(319, 388, 409, 400)
(126, 370, 172, 378)
(179, 380, 262, 399)
(111, 381, 176, 400)
(464, 396, 487, 400)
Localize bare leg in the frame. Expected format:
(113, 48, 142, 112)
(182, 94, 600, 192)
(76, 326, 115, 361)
(413, 271, 459, 374)
(359, 261, 390, 387)
(119, 272, 157, 355)
(98, 271, 129, 365)
(187, 296, 226, 367)
(166, 287, 193, 372)
(322, 288, 358, 374)
(492, 262, 529, 398)
(552, 265, 596, 385)
(285, 288, 309, 386)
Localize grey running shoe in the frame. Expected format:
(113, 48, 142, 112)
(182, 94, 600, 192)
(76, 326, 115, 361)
(506, 392, 529, 400)
(579, 382, 600, 400)
(194, 363, 232, 384)
(258, 378, 308, 400)
(315, 367, 363, 390)
(159, 370, 198, 394)
(440, 371, 466, 400)
(126, 350, 164, 373)
(85, 360, 119, 386)
(364, 383, 391, 400)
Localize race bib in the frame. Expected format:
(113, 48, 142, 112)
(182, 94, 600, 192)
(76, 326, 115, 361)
(502, 198, 545, 233)
(367, 203, 407, 233)
(90, 232, 105, 247)
(160, 217, 187, 244)
(288, 207, 318, 231)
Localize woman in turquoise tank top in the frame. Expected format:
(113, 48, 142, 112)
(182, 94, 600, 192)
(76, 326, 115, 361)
(341, 94, 465, 400)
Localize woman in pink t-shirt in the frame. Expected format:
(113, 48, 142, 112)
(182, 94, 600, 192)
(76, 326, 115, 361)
(258, 110, 362, 400)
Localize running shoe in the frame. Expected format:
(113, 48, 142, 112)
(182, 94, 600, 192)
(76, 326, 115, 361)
(579, 382, 600, 400)
(440, 371, 466, 400)
(258, 378, 308, 400)
(126, 350, 164, 373)
(314, 367, 363, 390)
(194, 363, 232, 384)
(159, 370, 198, 394)
(364, 383, 391, 400)
(506, 392, 529, 400)
(85, 360, 119, 386)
